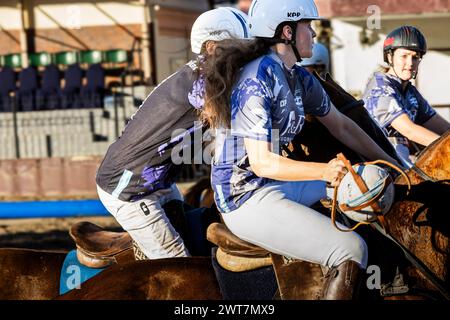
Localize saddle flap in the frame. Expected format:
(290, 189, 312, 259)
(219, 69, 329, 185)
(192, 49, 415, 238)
(206, 222, 270, 258)
(69, 221, 132, 257)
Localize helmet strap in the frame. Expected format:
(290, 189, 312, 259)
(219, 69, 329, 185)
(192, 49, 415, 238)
(288, 24, 302, 63)
(291, 43, 302, 63)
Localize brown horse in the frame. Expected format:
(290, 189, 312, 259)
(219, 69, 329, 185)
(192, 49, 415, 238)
(275, 73, 450, 299)
(2, 133, 446, 300)
(0, 248, 222, 300)
(1, 74, 448, 300)
(59, 132, 450, 299)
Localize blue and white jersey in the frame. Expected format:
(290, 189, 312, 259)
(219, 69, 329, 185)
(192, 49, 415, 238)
(363, 72, 436, 137)
(212, 51, 331, 213)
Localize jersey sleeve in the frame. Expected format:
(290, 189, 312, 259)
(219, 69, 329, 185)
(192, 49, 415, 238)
(231, 78, 274, 142)
(300, 71, 331, 117)
(366, 83, 406, 128)
(413, 88, 436, 125)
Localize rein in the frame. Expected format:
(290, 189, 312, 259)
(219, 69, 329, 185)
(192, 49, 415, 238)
(411, 165, 437, 182)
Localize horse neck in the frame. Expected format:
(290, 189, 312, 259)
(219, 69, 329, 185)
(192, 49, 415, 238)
(385, 180, 450, 287)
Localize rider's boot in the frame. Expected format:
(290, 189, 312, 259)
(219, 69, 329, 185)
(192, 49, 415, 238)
(321, 260, 363, 300)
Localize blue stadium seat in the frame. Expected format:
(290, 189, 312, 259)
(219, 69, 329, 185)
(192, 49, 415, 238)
(41, 64, 61, 110)
(18, 66, 39, 111)
(61, 63, 83, 109)
(0, 66, 16, 112)
(81, 63, 105, 108)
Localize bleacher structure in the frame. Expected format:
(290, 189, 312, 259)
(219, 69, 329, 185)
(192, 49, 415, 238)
(0, 88, 146, 159)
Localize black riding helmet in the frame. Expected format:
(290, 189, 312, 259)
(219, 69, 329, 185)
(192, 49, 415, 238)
(383, 26, 427, 64)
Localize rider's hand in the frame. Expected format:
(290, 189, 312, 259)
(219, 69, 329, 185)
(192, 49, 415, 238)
(322, 158, 348, 187)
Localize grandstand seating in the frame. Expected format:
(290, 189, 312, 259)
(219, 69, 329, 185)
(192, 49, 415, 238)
(41, 64, 61, 110)
(0, 66, 16, 112)
(17, 66, 39, 112)
(0, 49, 135, 112)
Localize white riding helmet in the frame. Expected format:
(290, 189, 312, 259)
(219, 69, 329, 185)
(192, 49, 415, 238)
(248, 0, 323, 38)
(337, 164, 395, 223)
(190, 7, 251, 55)
(300, 42, 330, 71)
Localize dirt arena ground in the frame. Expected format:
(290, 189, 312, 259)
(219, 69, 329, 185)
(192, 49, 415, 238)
(0, 216, 121, 251)
(0, 182, 195, 251)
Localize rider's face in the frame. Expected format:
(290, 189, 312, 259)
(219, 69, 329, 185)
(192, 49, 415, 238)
(296, 20, 316, 58)
(389, 48, 422, 81)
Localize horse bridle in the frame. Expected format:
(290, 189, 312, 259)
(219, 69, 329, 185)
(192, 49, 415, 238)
(411, 165, 437, 182)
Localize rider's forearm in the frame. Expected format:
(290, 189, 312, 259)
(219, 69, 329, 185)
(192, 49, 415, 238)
(252, 153, 328, 181)
(392, 121, 439, 146)
(245, 138, 328, 181)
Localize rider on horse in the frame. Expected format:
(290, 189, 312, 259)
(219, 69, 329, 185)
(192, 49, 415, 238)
(363, 26, 450, 167)
(201, 0, 401, 299)
(299, 42, 330, 77)
(95, 7, 251, 260)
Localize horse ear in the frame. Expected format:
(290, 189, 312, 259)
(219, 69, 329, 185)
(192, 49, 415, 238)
(313, 70, 334, 91)
(312, 70, 324, 81)
(312, 70, 326, 86)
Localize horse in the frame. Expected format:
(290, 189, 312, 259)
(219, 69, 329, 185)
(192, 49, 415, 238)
(1, 73, 449, 300)
(60, 130, 450, 300)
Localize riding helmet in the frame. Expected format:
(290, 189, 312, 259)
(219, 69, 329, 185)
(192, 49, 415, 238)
(383, 26, 427, 63)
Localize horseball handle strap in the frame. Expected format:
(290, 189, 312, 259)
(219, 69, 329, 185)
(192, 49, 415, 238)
(331, 153, 411, 233)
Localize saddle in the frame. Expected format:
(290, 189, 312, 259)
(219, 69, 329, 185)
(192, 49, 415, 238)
(206, 222, 272, 272)
(69, 222, 134, 268)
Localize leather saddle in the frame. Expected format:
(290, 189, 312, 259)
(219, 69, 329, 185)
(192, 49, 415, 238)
(206, 222, 272, 272)
(69, 221, 135, 268)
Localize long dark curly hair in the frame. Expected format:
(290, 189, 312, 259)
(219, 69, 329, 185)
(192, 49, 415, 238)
(201, 23, 293, 129)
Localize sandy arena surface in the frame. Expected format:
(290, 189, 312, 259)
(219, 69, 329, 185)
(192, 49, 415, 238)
(0, 216, 122, 251)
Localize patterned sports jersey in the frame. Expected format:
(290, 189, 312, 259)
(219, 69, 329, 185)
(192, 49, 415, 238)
(212, 51, 331, 213)
(96, 60, 205, 201)
(363, 72, 436, 137)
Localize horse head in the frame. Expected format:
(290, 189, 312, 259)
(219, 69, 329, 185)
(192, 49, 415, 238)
(410, 130, 450, 183)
